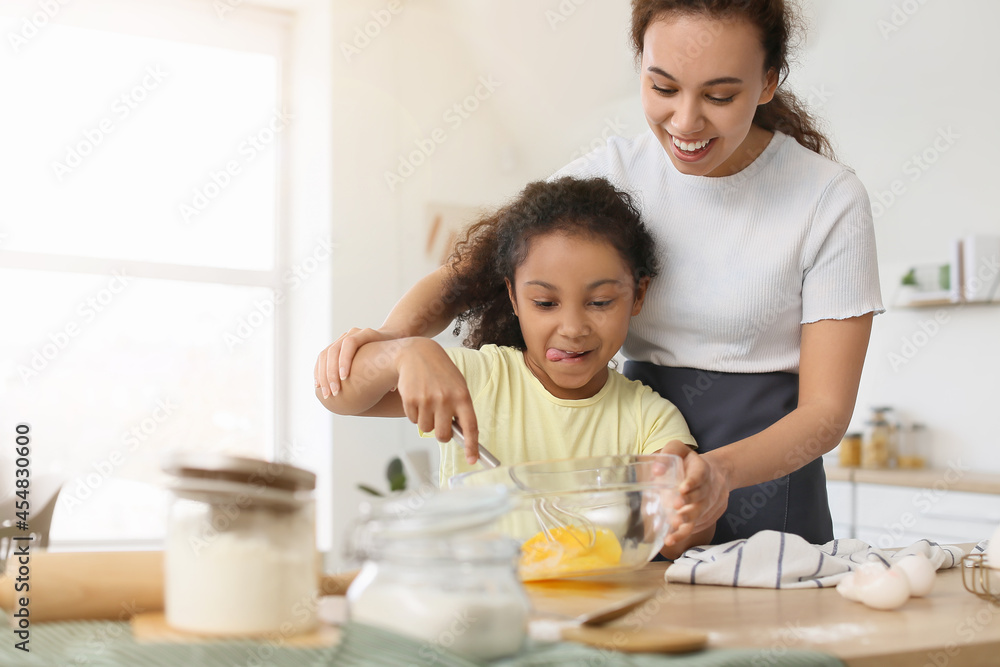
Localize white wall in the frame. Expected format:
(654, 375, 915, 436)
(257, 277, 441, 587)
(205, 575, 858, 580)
(791, 0, 1000, 470)
(325, 0, 1000, 563)
(326, 0, 644, 565)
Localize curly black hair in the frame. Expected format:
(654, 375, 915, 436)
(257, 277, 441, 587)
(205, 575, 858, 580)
(444, 176, 660, 350)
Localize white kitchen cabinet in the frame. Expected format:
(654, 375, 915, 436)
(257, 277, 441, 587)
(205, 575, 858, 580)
(826, 480, 854, 540)
(825, 466, 1000, 548)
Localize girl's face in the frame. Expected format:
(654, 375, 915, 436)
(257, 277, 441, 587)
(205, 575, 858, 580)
(506, 231, 648, 400)
(639, 14, 778, 177)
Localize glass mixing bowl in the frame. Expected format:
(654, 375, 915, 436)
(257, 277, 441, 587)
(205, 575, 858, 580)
(449, 453, 683, 581)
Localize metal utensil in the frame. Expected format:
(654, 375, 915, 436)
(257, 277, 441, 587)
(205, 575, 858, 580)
(450, 421, 502, 468)
(448, 422, 594, 552)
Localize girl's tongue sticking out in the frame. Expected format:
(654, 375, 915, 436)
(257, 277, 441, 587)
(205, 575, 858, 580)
(546, 348, 586, 361)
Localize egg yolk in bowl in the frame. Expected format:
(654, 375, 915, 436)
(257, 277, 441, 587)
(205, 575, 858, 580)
(519, 525, 623, 581)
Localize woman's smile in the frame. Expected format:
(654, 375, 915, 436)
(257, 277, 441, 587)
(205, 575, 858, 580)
(668, 133, 716, 162)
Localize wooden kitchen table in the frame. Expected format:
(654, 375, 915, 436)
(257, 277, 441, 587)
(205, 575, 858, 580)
(525, 558, 1000, 666)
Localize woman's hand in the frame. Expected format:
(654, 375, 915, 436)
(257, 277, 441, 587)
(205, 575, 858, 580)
(314, 327, 399, 399)
(676, 449, 732, 535)
(655, 442, 732, 547)
(394, 339, 482, 465)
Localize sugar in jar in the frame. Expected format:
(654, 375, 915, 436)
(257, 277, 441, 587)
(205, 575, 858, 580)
(163, 452, 318, 636)
(346, 485, 529, 661)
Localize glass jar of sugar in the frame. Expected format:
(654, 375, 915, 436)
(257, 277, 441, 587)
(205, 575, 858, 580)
(163, 452, 318, 637)
(346, 485, 529, 661)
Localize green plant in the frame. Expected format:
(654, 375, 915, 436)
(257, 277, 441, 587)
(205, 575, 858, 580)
(901, 268, 917, 286)
(357, 456, 408, 497)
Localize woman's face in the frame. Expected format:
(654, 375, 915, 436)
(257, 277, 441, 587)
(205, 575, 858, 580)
(639, 14, 778, 177)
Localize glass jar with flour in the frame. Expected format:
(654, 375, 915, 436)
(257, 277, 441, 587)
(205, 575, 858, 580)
(346, 485, 529, 661)
(163, 452, 318, 636)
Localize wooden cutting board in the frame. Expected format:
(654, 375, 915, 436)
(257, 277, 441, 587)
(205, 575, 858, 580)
(130, 612, 342, 647)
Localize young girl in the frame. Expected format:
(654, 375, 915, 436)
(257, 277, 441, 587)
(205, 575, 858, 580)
(318, 0, 882, 547)
(315, 177, 713, 555)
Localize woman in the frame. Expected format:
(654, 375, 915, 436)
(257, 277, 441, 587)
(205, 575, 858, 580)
(316, 0, 883, 546)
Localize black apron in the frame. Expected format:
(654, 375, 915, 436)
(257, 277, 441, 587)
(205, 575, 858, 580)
(624, 362, 833, 545)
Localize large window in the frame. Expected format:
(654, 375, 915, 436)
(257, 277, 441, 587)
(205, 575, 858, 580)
(0, 0, 304, 547)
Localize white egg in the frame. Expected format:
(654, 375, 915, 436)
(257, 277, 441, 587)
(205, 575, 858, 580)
(837, 562, 888, 603)
(836, 572, 861, 601)
(858, 568, 911, 610)
(893, 554, 936, 597)
(853, 561, 891, 588)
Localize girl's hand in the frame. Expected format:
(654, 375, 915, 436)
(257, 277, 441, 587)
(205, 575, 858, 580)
(395, 339, 481, 465)
(315, 327, 399, 399)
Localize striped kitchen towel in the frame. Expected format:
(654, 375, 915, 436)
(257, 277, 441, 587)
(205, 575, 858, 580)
(665, 530, 966, 589)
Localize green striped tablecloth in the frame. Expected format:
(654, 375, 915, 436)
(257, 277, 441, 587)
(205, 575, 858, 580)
(0, 618, 846, 667)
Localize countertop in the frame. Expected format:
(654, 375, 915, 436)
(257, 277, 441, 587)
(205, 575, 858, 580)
(824, 462, 1000, 495)
(525, 550, 999, 666)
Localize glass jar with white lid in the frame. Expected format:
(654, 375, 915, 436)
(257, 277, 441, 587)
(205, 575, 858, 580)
(346, 485, 529, 661)
(162, 452, 318, 636)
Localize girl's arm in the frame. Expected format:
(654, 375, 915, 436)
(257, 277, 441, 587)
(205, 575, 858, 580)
(314, 336, 483, 463)
(315, 265, 463, 399)
(680, 313, 874, 533)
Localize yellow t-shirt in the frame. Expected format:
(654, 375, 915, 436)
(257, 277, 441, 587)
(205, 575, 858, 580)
(435, 344, 697, 484)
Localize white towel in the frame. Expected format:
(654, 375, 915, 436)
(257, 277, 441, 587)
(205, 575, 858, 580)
(664, 530, 967, 589)
(964, 539, 988, 566)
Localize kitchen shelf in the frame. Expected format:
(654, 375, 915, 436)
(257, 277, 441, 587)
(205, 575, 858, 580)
(825, 463, 1000, 495)
(893, 299, 999, 309)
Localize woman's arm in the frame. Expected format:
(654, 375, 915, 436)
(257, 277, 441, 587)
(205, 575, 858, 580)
(314, 336, 483, 462)
(681, 313, 874, 532)
(315, 265, 463, 398)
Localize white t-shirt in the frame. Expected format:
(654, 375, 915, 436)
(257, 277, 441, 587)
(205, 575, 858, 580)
(553, 130, 884, 374)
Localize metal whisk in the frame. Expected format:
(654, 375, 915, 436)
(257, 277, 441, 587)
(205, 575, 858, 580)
(449, 422, 595, 550)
